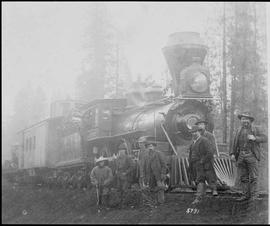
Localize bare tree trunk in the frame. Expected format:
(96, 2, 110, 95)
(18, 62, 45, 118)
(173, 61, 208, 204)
(229, 76, 236, 149)
(243, 5, 249, 112)
(253, 3, 258, 119)
(115, 43, 120, 97)
(229, 3, 238, 149)
(222, 2, 228, 144)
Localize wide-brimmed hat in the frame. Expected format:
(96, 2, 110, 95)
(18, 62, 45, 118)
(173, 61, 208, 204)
(189, 125, 202, 133)
(95, 156, 108, 164)
(138, 136, 148, 143)
(118, 143, 127, 150)
(144, 136, 157, 147)
(195, 120, 208, 125)
(237, 111, 254, 122)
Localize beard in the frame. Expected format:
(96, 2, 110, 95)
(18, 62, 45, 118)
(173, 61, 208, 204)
(242, 121, 250, 128)
(192, 133, 199, 140)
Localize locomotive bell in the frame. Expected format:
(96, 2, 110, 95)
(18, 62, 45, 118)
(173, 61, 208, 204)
(162, 32, 210, 97)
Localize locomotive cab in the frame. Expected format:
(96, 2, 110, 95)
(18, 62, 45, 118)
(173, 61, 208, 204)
(81, 99, 127, 141)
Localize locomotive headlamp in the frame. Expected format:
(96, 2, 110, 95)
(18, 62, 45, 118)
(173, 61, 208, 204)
(190, 72, 208, 93)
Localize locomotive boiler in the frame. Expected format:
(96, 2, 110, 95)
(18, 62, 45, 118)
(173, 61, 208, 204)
(82, 32, 214, 152)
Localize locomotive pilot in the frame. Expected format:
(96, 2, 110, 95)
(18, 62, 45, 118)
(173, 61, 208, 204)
(188, 125, 216, 205)
(90, 156, 113, 206)
(115, 143, 134, 201)
(195, 120, 218, 196)
(230, 111, 267, 201)
(143, 136, 167, 204)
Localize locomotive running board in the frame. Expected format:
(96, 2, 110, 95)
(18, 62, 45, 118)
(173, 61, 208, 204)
(86, 130, 145, 144)
(175, 97, 220, 100)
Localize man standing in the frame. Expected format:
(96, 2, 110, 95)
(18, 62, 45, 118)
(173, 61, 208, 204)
(195, 120, 218, 156)
(144, 137, 167, 204)
(137, 136, 150, 188)
(188, 125, 216, 205)
(230, 111, 267, 201)
(90, 156, 113, 207)
(115, 143, 134, 200)
(195, 120, 218, 196)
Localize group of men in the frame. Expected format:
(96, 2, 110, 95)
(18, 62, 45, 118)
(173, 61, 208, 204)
(189, 111, 267, 204)
(89, 110, 267, 208)
(90, 137, 168, 207)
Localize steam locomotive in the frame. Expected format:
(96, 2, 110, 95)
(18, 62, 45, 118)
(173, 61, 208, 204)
(5, 32, 236, 190)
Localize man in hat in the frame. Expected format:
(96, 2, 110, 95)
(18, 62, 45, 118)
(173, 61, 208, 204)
(195, 120, 218, 156)
(188, 125, 215, 204)
(144, 137, 167, 204)
(138, 136, 150, 188)
(195, 120, 218, 196)
(90, 156, 113, 206)
(115, 143, 134, 198)
(230, 111, 267, 201)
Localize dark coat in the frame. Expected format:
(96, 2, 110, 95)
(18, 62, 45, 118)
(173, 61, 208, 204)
(138, 149, 150, 178)
(115, 154, 134, 180)
(188, 136, 216, 182)
(201, 130, 218, 156)
(148, 150, 167, 181)
(230, 125, 267, 161)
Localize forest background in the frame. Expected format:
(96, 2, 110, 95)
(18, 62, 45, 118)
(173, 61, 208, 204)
(2, 2, 268, 162)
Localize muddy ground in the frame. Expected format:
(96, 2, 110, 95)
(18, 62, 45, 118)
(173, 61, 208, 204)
(2, 178, 268, 224)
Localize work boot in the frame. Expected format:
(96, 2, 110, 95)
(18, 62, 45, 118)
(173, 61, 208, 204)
(210, 184, 218, 196)
(192, 197, 202, 205)
(212, 189, 218, 196)
(192, 183, 205, 205)
(241, 182, 251, 200)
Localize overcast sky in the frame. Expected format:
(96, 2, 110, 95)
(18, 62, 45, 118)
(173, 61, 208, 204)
(2, 2, 224, 117)
(3, 2, 270, 116)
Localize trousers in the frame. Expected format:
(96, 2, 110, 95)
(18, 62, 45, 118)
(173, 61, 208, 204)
(191, 161, 217, 191)
(237, 152, 259, 198)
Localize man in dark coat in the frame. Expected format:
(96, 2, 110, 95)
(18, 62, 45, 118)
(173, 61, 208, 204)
(188, 125, 216, 204)
(230, 111, 267, 201)
(144, 137, 167, 204)
(138, 136, 150, 188)
(115, 143, 134, 197)
(195, 120, 218, 196)
(195, 120, 218, 156)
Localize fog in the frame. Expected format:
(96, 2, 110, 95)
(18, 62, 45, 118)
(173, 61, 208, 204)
(2, 2, 219, 117)
(2, 2, 269, 161)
